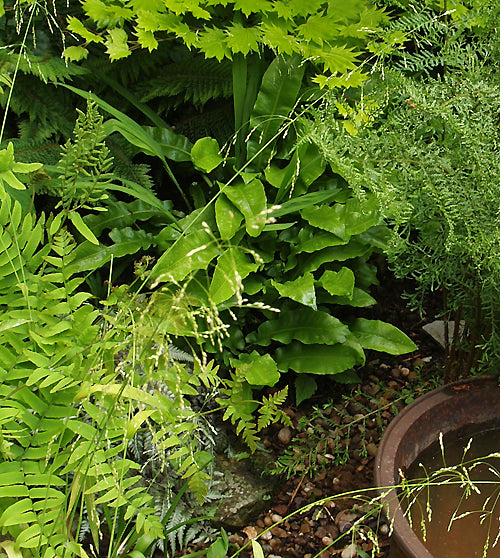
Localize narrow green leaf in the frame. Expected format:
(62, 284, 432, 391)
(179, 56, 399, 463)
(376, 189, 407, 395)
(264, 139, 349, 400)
(350, 318, 417, 355)
(295, 375, 317, 406)
(270, 188, 346, 218)
(153, 230, 219, 282)
(300, 242, 371, 274)
(0, 318, 30, 333)
(142, 126, 192, 162)
(275, 340, 365, 375)
(252, 540, 265, 558)
(320, 287, 377, 308)
(246, 55, 304, 170)
(0, 499, 35, 526)
(251, 307, 348, 346)
(68, 211, 99, 245)
(65, 233, 152, 275)
(296, 228, 346, 253)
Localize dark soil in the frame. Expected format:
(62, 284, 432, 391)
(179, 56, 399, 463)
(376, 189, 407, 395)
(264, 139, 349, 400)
(185, 276, 448, 558)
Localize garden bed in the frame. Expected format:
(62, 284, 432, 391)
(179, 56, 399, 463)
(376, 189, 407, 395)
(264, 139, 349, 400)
(182, 280, 447, 558)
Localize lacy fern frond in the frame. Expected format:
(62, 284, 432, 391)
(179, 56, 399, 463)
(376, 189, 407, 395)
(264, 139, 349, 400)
(2, 74, 77, 140)
(105, 133, 155, 191)
(137, 56, 233, 109)
(171, 102, 235, 144)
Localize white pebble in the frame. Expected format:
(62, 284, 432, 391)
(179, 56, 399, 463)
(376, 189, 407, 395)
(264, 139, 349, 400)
(379, 523, 389, 535)
(341, 543, 358, 558)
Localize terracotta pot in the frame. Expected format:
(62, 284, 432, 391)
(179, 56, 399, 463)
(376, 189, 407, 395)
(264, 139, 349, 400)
(374, 376, 500, 558)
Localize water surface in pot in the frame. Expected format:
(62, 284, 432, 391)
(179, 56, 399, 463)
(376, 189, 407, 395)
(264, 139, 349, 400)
(405, 426, 500, 558)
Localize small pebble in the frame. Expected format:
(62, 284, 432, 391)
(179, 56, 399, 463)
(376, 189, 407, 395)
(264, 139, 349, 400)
(341, 543, 358, 558)
(271, 513, 283, 523)
(315, 526, 327, 539)
(391, 367, 401, 378)
(260, 530, 273, 540)
(379, 523, 389, 535)
(270, 526, 288, 538)
(366, 442, 378, 458)
(269, 539, 282, 551)
(322, 536, 334, 546)
(278, 426, 292, 444)
(264, 515, 273, 526)
(300, 521, 311, 533)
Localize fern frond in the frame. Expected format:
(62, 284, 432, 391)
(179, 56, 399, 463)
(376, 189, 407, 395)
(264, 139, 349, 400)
(137, 56, 233, 109)
(105, 134, 155, 191)
(170, 102, 234, 144)
(0, 47, 86, 84)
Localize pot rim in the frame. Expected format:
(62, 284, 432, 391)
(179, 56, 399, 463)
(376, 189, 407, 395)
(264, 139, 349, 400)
(374, 375, 499, 558)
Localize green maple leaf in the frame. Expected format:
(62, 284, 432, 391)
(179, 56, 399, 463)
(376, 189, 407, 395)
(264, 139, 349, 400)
(312, 69, 367, 89)
(62, 45, 89, 61)
(225, 23, 261, 55)
(135, 28, 158, 51)
(198, 27, 232, 60)
(164, 0, 211, 19)
(135, 10, 162, 31)
(127, 0, 164, 10)
(260, 22, 299, 54)
(105, 27, 131, 61)
(307, 44, 358, 73)
(327, 0, 369, 22)
(297, 13, 340, 44)
(272, 2, 294, 20)
(205, 0, 231, 5)
(136, 11, 185, 33)
(67, 16, 104, 43)
(288, 0, 325, 17)
(234, 0, 271, 16)
(82, 0, 132, 26)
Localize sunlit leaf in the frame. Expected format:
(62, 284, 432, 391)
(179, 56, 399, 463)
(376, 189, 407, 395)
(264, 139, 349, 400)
(104, 27, 131, 61)
(223, 179, 267, 237)
(191, 137, 223, 172)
